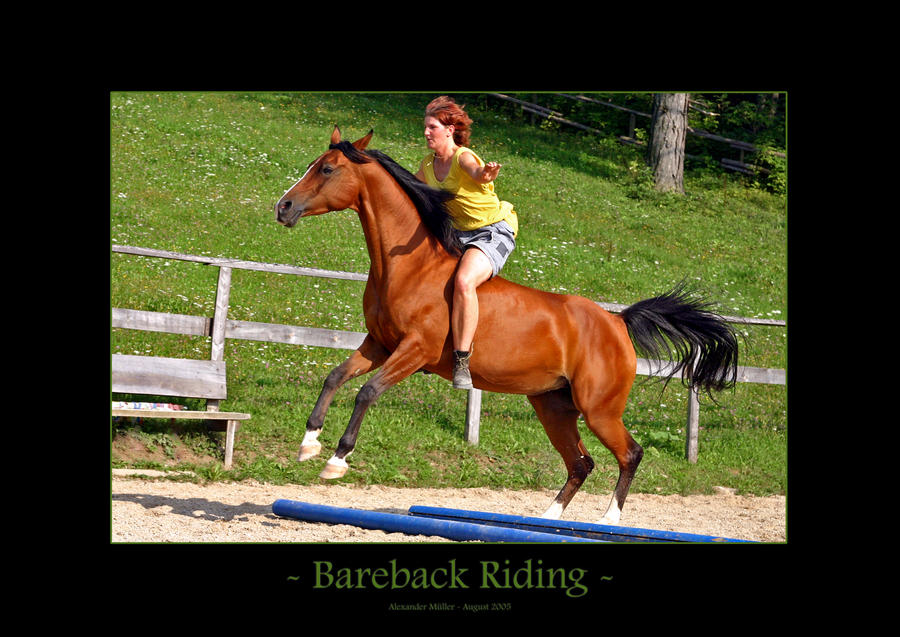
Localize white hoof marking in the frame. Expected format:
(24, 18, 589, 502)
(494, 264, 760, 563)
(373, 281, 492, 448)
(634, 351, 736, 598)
(597, 496, 621, 525)
(319, 456, 348, 479)
(541, 501, 564, 520)
(298, 430, 322, 461)
(298, 442, 322, 461)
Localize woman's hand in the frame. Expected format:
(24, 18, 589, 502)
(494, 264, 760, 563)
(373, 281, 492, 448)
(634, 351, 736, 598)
(481, 161, 501, 183)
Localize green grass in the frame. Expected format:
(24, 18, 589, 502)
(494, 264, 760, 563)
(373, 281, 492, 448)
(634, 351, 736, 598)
(110, 91, 787, 497)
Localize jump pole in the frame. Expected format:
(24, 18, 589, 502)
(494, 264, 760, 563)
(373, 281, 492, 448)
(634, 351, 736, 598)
(408, 506, 755, 543)
(272, 500, 603, 543)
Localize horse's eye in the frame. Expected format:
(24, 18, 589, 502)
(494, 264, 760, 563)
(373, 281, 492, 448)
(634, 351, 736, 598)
(322, 165, 334, 175)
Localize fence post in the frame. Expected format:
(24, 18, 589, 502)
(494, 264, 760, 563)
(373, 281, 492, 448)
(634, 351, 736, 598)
(685, 384, 700, 463)
(465, 389, 482, 445)
(207, 265, 232, 411)
(684, 352, 700, 463)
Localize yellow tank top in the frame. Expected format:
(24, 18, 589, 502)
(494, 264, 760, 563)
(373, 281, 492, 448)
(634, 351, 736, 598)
(420, 146, 518, 236)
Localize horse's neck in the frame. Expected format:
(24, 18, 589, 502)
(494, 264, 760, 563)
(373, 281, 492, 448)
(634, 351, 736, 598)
(356, 172, 450, 284)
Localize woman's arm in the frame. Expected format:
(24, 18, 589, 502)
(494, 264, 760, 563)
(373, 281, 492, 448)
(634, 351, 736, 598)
(459, 151, 501, 184)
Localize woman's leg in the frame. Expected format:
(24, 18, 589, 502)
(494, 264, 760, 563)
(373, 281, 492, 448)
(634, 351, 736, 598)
(452, 247, 494, 388)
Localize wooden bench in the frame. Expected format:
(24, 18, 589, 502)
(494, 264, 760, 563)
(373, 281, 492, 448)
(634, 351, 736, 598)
(111, 354, 250, 469)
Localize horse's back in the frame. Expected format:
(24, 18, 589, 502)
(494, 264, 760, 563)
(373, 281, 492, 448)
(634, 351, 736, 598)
(482, 276, 624, 342)
(471, 276, 634, 394)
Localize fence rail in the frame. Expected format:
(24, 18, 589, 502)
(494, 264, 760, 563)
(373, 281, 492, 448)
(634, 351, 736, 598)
(111, 244, 785, 461)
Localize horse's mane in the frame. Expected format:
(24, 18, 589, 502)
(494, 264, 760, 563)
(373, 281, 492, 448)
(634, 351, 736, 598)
(329, 141, 463, 257)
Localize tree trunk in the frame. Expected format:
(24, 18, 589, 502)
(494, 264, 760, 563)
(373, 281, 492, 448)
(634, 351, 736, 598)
(648, 93, 689, 194)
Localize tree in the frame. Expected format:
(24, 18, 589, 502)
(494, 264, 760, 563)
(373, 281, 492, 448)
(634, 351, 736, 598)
(647, 93, 689, 194)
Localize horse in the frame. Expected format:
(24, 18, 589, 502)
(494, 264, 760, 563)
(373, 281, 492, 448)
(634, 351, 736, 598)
(275, 127, 738, 524)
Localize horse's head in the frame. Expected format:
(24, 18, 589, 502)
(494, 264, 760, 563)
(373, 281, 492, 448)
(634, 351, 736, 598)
(275, 126, 373, 227)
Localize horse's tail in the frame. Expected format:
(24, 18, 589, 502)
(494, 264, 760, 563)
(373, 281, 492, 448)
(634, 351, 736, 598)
(620, 282, 739, 397)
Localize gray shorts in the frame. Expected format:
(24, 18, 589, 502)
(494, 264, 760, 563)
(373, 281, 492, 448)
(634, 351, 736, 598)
(456, 220, 516, 277)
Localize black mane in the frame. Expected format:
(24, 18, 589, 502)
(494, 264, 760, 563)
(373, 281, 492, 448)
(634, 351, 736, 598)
(329, 141, 463, 257)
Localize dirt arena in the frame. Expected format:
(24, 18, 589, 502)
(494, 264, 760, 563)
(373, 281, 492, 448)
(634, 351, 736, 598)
(111, 472, 786, 543)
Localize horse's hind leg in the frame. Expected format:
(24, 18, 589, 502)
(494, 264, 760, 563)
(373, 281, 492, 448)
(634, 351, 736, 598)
(528, 388, 594, 520)
(579, 405, 643, 525)
(299, 335, 388, 462)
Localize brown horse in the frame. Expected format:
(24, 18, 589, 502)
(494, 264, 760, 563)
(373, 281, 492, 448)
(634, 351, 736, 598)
(275, 127, 738, 524)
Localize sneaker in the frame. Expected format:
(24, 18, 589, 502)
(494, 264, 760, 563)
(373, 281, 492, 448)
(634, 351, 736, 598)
(452, 350, 474, 390)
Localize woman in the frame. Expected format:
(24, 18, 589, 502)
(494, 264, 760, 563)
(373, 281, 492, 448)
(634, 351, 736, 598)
(415, 96, 519, 390)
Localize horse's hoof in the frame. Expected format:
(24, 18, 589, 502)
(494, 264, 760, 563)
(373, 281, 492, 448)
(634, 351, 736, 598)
(298, 442, 322, 462)
(540, 501, 564, 520)
(319, 457, 348, 479)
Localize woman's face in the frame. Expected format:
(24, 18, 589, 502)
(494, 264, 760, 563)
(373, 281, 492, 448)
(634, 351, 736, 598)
(424, 115, 453, 151)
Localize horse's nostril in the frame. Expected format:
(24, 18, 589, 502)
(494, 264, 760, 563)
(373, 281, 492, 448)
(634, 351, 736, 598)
(280, 200, 292, 211)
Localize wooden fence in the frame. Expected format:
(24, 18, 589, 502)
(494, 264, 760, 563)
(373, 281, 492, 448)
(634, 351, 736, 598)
(489, 93, 785, 176)
(111, 244, 785, 462)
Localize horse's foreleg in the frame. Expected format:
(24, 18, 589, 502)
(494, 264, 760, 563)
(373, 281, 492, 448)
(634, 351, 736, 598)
(320, 338, 425, 479)
(528, 388, 592, 520)
(299, 335, 388, 462)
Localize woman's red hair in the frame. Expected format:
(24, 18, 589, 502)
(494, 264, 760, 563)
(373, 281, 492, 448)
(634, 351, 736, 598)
(425, 96, 473, 147)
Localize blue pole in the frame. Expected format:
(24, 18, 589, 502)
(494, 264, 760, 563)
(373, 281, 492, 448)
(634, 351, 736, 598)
(272, 500, 604, 543)
(407, 506, 755, 543)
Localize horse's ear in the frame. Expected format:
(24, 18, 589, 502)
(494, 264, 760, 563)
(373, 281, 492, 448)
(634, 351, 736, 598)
(353, 129, 374, 150)
(330, 126, 342, 146)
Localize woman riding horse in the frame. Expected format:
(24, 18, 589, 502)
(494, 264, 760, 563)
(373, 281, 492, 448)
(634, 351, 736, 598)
(415, 96, 519, 390)
(275, 125, 738, 525)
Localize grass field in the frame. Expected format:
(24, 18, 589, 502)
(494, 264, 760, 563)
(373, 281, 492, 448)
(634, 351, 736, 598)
(110, 92, 787, 497)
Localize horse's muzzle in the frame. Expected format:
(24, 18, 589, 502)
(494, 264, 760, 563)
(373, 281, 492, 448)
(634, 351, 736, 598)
(275, 198, 303, 227)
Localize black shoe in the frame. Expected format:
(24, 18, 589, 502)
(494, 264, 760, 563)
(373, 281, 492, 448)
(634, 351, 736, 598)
(453, 350, 474, 390)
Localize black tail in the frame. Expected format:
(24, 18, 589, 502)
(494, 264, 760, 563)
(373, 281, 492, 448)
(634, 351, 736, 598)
(620, 283, 738, 397)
